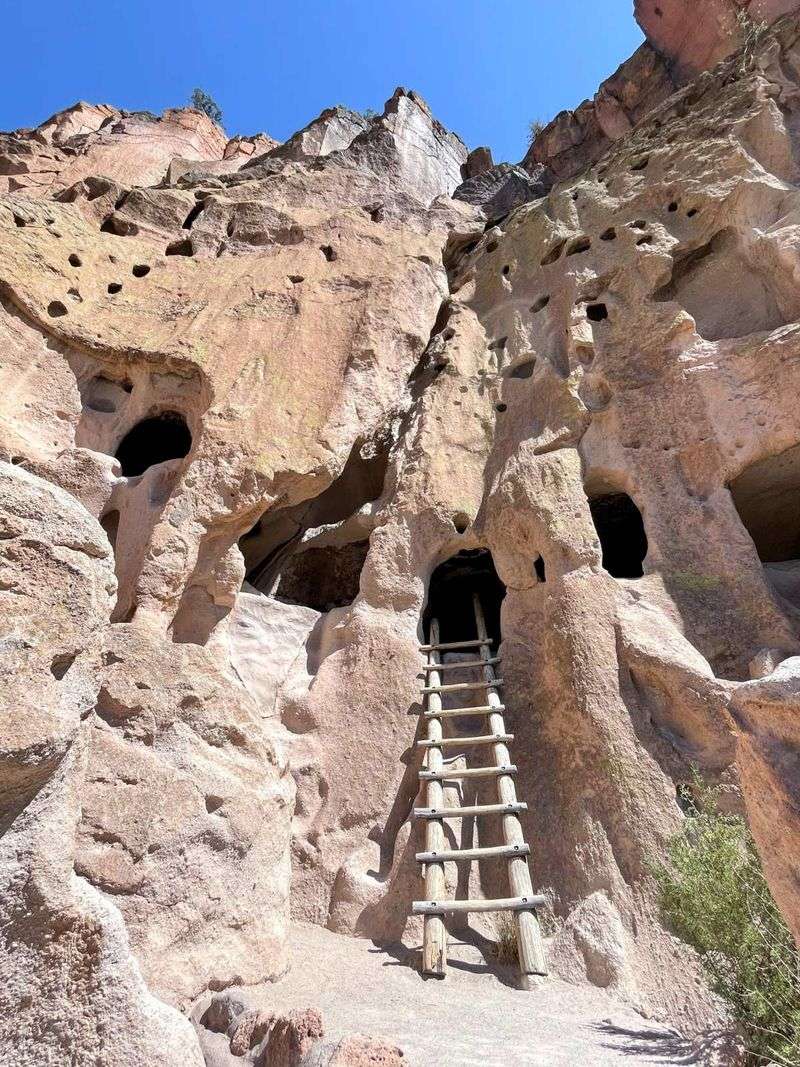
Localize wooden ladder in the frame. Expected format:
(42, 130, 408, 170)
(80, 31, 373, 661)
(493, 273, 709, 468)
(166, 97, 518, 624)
(412, 592, 548, 986)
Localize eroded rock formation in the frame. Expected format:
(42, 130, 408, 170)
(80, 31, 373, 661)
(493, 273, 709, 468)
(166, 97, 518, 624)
(2, 5, 800, 1064)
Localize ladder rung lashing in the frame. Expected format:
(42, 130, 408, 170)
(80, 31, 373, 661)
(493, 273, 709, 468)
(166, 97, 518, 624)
(422, 703, 504, 718)
(412, 895, 546, 916)
(417, 733, 513, 748)
(422, 679, 503, 695)
(419, 765, 517, 781)
(419, 639, 493, 652)
(416, 843, 531, 863)
(423, 657, 500, 672)
(414, 801, 527, 819)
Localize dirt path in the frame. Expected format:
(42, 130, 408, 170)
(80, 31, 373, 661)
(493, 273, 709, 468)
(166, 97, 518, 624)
(229, 923, 708, 1066)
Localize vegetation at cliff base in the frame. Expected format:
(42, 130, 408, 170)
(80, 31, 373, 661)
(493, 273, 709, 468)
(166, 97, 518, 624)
(654, 777, 800, 1066)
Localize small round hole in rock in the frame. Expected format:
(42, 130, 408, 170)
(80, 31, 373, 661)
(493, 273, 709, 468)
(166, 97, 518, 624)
(600, 227, 616, 241)
(668, 201, 679, 212)
(501, 264, 510, 276)
(687, 207, 698, 218)
(587, 303, 608, 322)
(495, 403, 507, 413)
(132, 264, 150, 278)
(534, 555, 546, 583)
(182, 202, 205, 230)
(320, 245, 336, 262)
(47, 300, 67, 317)
(630, 220, 648, 230)
(630, 156, 649, 172)
(566, 236, 591, 256)
(107, 282, 122, 294)
(531, 295, 550, 313)
(452, 513, 471, 534)
(50, 652, 77, 680)
(165, 238, 194, 257)
(507, 359, 535, 380)
(540, 240, 565, 266)
(486, 240, 499, 253)
(68, 253, 82, 267)
(636, 235, 653, 246)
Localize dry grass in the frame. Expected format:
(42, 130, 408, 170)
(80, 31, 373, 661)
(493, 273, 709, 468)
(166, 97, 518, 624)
(491, 914, 519, 964)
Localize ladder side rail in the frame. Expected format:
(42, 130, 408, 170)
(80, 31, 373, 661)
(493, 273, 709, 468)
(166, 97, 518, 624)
(473, 593, 548, 982)
(421, 618, 447, 976)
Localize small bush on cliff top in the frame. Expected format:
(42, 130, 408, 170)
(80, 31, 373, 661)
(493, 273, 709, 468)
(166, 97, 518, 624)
(189, 88, 223, 126)
(653, 775, 800, 1066)
(528, 119, 545, 146)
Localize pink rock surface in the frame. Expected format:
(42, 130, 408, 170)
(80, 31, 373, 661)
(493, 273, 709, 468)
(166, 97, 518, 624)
(3, 8, 800, 1065)
(636, 0, 800, 79)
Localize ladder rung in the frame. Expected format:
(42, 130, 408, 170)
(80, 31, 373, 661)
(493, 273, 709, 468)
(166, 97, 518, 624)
(419, 639, 493, 652)
(412, 894, 546, 915)
(414, 802, 527, 819)
(422, 703, 503, 718)
(416, 843, 531, 863)
(419, 764, 517, 781)
(423, 657, 500, 672)
(422, 679, 503, 694)
(417, 733, 513, 748)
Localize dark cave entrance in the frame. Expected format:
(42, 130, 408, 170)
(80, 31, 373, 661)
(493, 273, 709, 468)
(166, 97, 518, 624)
(588, 491, 648, 579)
(115, 411, 192, 477)
(729, 443, 800, 563)
(423, 549, 505, 646)
(272, 540, 370, 612)
(729, 443, 800, 612)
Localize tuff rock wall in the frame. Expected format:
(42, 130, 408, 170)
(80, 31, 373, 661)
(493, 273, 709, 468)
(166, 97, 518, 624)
(2, 5, 800, 1063)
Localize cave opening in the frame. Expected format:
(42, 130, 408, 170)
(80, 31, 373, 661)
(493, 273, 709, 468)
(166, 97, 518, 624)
(239, 436, 390, 609)
(272, 539, 370, 612)
(115, 411, 192, 477)
(589, 491, 647, 579)
(423, 549, 505, 646)
(729, 443, 800, 564)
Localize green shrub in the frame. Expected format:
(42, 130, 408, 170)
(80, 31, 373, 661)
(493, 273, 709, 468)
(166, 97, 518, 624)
(189, 88, 223, 126)
(653, 776, 800, 1066)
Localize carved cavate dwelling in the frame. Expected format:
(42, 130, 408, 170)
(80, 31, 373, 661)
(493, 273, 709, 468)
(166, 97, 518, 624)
(1, 3, 800, 1063)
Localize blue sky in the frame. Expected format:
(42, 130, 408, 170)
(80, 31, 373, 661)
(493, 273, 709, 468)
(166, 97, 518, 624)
(2, 1, 643, 163)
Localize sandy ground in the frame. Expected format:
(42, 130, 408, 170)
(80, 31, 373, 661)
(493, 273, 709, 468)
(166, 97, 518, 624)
(199, 922, 719, 1066)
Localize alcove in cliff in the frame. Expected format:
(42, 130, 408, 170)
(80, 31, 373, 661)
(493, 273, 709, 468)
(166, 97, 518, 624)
(115, 411, 192, 477)
(273, 539, 370, 612)
(729, 443, 800, 563)
(423, 549, 505, 645)
(239, 437, 389, 611)
(588, 489, 647, 579)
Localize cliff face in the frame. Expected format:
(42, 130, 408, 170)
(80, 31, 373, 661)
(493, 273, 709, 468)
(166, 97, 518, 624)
(2, 8, 800, 1065)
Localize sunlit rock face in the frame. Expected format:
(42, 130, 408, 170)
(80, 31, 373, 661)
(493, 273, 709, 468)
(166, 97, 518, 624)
(635, 0, 800, 79)
(2, 8, 800, 1063)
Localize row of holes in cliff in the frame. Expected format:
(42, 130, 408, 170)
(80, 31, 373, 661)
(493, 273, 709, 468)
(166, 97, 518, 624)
(449, 182, 702, 306)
